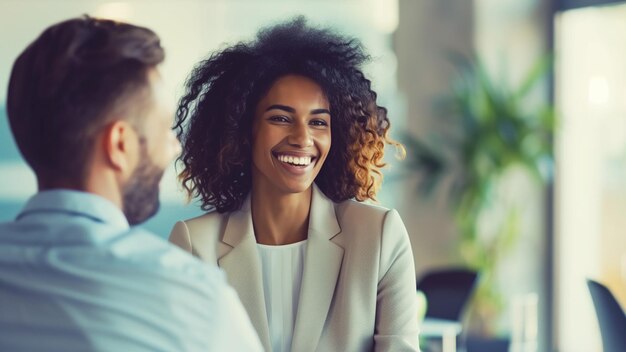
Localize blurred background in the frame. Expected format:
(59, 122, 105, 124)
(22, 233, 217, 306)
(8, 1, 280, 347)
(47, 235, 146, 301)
(1, 0, 625, 351)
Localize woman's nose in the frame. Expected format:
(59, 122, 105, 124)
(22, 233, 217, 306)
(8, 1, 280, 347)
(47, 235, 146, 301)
(288, 123, 313, 147)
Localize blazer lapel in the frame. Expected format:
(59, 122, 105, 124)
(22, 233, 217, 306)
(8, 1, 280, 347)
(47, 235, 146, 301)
(218, 198, 271, 352)
(291, 185, 344, 352)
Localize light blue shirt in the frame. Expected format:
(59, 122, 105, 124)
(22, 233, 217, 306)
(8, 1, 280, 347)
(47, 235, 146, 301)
(0, 190, 262, 352)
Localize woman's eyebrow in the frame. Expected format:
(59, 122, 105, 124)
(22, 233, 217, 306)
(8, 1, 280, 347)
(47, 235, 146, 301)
(266, 105, 330, 115)
(311, 108, 331, 115)
(265, 104, 295, 113)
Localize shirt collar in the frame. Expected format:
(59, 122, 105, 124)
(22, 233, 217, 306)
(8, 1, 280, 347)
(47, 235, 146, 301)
(17, 190, 130, 230)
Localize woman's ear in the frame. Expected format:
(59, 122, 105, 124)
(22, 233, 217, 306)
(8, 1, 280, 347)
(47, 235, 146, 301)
(101, 120, 140, 179)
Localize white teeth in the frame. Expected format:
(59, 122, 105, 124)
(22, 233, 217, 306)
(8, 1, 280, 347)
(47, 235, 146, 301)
(277, 154, 312, 166)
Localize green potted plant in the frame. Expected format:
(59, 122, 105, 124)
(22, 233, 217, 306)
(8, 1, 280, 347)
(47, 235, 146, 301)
(403, 55, 556, 336)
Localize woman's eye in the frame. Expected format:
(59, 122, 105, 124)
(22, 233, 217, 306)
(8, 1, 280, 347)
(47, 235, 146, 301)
(269, 115, 289, 123)
(310, 119, 328, 127)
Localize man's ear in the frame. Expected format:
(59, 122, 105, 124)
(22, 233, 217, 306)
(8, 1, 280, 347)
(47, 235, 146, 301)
(101, 120, 139, 178)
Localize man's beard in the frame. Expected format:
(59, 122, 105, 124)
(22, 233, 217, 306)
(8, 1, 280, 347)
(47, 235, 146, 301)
(122, 148, 165, 225)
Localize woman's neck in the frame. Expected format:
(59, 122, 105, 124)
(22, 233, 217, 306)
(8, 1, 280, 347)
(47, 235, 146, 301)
(251, 185, 312, 245)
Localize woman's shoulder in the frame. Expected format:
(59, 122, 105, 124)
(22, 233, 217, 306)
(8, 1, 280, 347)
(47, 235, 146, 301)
(333, 199, 406, 237)
(183, 209, 228, 225)
(334, 198, 392, 222)
(331, 199, 409, 252)
(170, 211, 230, 239)
(169, 210, 233, 262)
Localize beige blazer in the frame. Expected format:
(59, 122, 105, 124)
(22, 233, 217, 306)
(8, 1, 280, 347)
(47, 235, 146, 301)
(169, 185, 420, 352)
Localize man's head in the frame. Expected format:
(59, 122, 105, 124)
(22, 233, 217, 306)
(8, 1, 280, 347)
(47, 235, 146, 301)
(7, 16, 180, 224)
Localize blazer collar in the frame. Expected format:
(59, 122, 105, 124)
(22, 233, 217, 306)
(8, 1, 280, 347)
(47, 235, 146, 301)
(219, 184, 344, 352)
(220, 185, 341, 245)
(292, 184, 344, 352)
(307, 184, 342, 240)
(218, 196, 271, 350)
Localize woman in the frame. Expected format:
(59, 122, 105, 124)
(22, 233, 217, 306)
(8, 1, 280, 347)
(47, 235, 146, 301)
(169, 17, 420, 352)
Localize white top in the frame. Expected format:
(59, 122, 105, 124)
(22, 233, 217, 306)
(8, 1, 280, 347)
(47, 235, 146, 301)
(257, 240, 308, 352)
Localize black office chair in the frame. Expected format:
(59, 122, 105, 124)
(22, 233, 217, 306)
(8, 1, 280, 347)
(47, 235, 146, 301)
(417, 268, 478, 321)
(587, 279, 626, 352)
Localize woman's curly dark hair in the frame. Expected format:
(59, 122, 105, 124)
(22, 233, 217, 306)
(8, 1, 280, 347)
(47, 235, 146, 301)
(175, 16, 404, 213)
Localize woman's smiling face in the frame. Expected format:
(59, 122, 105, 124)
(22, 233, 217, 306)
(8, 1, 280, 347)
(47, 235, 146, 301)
(251, 74, 331, 195)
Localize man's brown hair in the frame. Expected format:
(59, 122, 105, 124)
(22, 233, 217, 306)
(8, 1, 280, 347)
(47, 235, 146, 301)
(7, 16, 164, 185)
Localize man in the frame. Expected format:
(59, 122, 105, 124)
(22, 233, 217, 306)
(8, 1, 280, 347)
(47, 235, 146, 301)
(0, 16, 262, 351)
